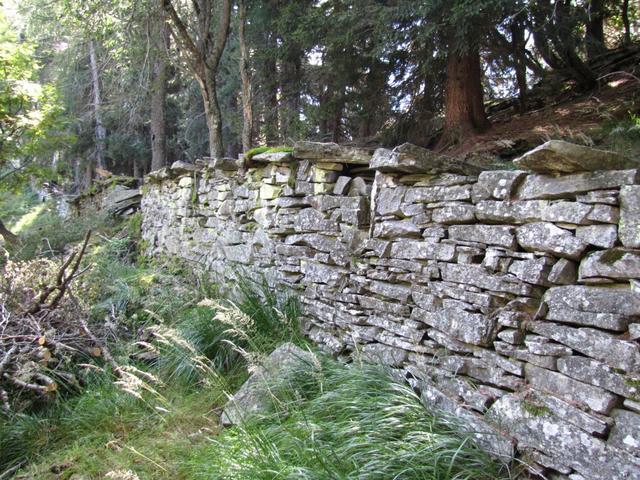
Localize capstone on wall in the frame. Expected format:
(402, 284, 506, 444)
(141, 140, 640, 480)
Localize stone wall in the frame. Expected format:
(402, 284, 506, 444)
(141, 140, 640, 480)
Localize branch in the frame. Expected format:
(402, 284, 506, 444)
(205, 0, 231, 72)
(162, 0, 204, 73)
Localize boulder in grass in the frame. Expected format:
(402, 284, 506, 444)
(221, 343, 318, 426)
(513, 140, 638, 174)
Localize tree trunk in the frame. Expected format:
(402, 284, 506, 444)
(199, 73, 224, 159)
(88, 40, 106, 170)
(239, 0, 253, 152)
(439, 48, 489, 147)
(511, 16, 528, 114)
(263, 51, 279, 145)
(0, 219, 18, 245)
(150, 8, 169, 171)
(586, 0, 606, 60)
(622, 0, 631, 45)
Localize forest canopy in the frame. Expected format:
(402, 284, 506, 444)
(0, 0, 638, 190)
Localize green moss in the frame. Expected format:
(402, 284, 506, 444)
(599, 249, 626, 265)
(522, 401, 550, 417)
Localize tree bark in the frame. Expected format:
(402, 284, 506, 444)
(150, 4, 170, 172)
(622, 0, 631, 45)
(162, 0, 231, 159)
(439, 48, 490, 147)
(88, 40, 106, 170)
(0, 219, 18, 245)
(510, 16, 528, 114)
(586, 0, 606, 60)
(239, 0, 253, 152)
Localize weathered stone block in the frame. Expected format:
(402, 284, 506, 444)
(557, 357, 639, 399)
(472, 170, 527, 202)
(579, 249, 640, 282)
(548, 258, 578, 284)
(609, 409, 640, 457)
(373, 220, 421, 238)
(516, 222, 587, 260)
(293, 141, 372, 164)
(440, 263, 535, 296)
(527, 321, 640, 373)
(371, 143, 482, 175)
(575, 225, 617, 248)
(620, 185, 640, 248)
(449, 224, 516, 248)
(517, 169, 639, 200)
(431, 203, 475, 224)
(404, 184, 472, 203)
(389, 239, 456, 261)
(411, 307, 497, 346)
(513, 140, 638, 174)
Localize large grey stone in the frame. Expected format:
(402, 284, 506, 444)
(525, 364, 619, 414)
(221, 343, 318, 425)
(513, 140, 638, 174)
(527, 321, 640, 373)
(389, 239, 456, 261)
(373, 220, 421, 238)
(370, 143, 482, 175)
(543, 285, 640, 331)
(517, 169, 639, 200)
(294, 208, 339, 233)
(252, 151, 294, 163)
(293, 141, 372, 164)
(557, 357, 639, 399)
(440, 263, 535, 296)
(475, 200, 595, 225)
(411, 307, 497, 346)
(404, 184, 472, 203)
(579, 249, 640, 282)
(575, 225, 618, 248)
(472, 170, 527, 202)
(431, 203, 475, 224)
(419, 383, 514, 462)
(620, 185, 640, 248)
(609, 409, 640, 456)
(516, 222, 587, 260)
(486, 395, 640, 480)
(449, 225, 516, 248)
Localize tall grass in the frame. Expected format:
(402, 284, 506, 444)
(183, 358, 512, 480)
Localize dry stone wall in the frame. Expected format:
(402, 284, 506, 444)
(141, 140, 640, 480)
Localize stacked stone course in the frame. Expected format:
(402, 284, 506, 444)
(141, 140, 640, 479)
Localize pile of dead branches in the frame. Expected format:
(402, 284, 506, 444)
(0, 231, 114, 413)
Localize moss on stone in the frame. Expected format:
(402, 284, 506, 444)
(599, 249, 626, 265)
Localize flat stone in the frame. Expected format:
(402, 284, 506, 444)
(609, 409, 640, 456)
(486, 395, 640, 480)
(525, 364, 619, 414)
(300, 261, 347, 286)
(370, 143, 482, 175)
(293, 141, 372, 164)
(579, 249, 640, 282)
(527, 390, 611, 436)
(404, 184, 472, 203)
(361, 343, 407, 366)
(513, 140, 638, 174)
(516, 222, 587, 260)
(507, 257, 553, 285)
(221, 343, 318, 425)
(557, 357, 639, 399)
(440, 263, 534, 296)
(575, 225, 618, 248)
(373, 220, 421, 238)
(527, 321, 640, 373)
(548, 259, 578, 285)
(294, 208, 338, 233)
(389, 239, 456, 261)
(620, 185, 640, 248)
(252, 151, 294, 163)
(411, 307, 497, 346)
(543, 285, 640, 331)
(431, 203, 475, 224)
(475, 200, 594, 225)
(472, 170, 527, 202)
(516, 169, 639, 200)
(449, 225, 516, 249)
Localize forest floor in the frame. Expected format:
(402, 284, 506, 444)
(451, 76, 640, 159)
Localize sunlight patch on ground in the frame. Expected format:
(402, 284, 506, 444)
(11, 203, 45, 234)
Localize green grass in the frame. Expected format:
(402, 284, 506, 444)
(183, 358, 512, 480)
